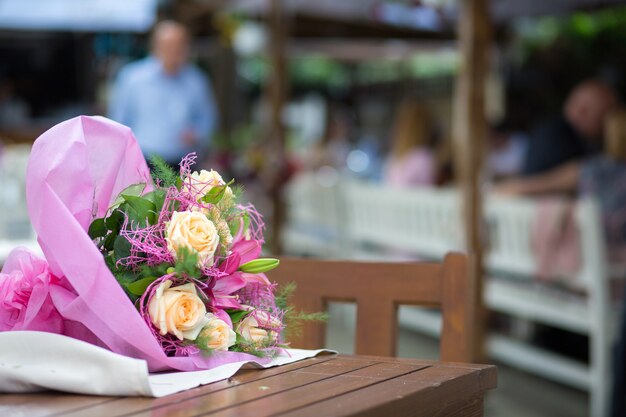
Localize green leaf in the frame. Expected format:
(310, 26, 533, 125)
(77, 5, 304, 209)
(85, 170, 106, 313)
(109, 183, 146, 211)
(122, 195, 157, 226)
(103, 230, 118, 251)
(200, 179, 234, 205)
(88, 218, 107, 240)
(126, 276, 158, 296)
(239, 258, 280, 274)
(144, 189, 167, 213)
(105, 209, 125, 232)
(122, 194, 156, 215)
(227, 309, 251, 324)
(113, 235, 132, 261)
(235, 332, 248, 344)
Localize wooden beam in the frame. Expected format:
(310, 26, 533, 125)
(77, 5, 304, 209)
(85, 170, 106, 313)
(266, 0, 288, 254)
(287, 14, 455, 40)
(453, 0, 490, 362)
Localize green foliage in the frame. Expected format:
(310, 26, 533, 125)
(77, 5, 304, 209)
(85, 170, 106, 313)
(88, 218, 107, 240)
(275, 282, 297, 311)
(113, 235, 132, 260)
(144, 189, 167, 213)
(228, 335, 275, 358)
(173, 247, 201, 277)
(201, 179, 235, 205)
(193, 331, 214, 353)
(226, 309, 250, 324)
(89, 189, 161, 262)
(149, 155, 179, 188)
(230, 185, 245, 204)
(122, 194, 157, 226)
(274, 282, 328, 341)
(218, 185, 244, 224)
(126, 276, 158, 296)
(109, 183, 146, 211)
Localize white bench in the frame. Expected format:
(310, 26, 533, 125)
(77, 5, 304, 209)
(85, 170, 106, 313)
(0, 144, 39, 264)
(282, 174, 619, 417)
(282, 171, 347, 257)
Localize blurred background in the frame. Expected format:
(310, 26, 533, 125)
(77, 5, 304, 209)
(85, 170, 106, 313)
(2, 1, 626, 416)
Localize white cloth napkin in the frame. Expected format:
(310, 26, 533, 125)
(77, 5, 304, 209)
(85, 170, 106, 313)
(0, 331, 332, 397)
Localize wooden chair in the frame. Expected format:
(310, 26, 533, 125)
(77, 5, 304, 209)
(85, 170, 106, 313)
(269, 253, 476, 363)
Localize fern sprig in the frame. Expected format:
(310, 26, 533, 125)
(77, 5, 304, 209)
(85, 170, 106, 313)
(149, 155, 179, 187)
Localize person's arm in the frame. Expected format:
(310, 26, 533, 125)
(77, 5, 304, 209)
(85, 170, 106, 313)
(495, 160, 581, 195)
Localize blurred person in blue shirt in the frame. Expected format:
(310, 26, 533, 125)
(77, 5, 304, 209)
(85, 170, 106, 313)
(108, 21, 217, 166)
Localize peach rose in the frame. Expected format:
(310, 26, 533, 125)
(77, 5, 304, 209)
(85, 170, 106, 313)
(184, 169, 232, 200)
(236, 310, 281, 347)
(166, 210, 219, 267)
(198, 313, 237, 351)
(148, 280, 209, 341)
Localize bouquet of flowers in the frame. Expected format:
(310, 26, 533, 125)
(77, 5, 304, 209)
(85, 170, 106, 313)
(0, 116, 319, 373)
(88, 153, 284, 357)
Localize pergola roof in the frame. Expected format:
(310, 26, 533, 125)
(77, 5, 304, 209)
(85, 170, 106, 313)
(224, 0, 625, 30)
(182, 0, 625, 44)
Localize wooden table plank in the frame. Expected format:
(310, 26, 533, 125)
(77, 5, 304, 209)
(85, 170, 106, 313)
(54, 355, 337, 417)
(203, 361, 429, 417)
(1, 394, 115, 417)
(279, 363, 496, 417)
(0, 355, 497, 417)
(111, 357, 378, 417)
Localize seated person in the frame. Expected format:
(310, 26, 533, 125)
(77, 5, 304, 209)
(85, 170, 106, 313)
(523, 79, 618, 175)
(496, 109, 626, 255)
(382, 100, 436, 187)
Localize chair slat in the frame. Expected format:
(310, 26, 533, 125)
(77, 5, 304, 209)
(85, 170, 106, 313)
(269, 253, 476, 362)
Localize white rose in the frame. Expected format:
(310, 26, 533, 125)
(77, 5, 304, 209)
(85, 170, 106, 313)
(166, 211, 219, 267)
(198, 313, 237, 351)
(236, 310, 281, 346)
(148, 280, 209, 341)
(184, 169, 232, 200)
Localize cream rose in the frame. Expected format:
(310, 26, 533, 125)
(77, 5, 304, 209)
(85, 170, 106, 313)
(236, 310, 281, 346)
(148, 280, 209, 341)
(166, 210, 219, 267)
(184, 169, 232, 200)
(198, 313, 237, 351)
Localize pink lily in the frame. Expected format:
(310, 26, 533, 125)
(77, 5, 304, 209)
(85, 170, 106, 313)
(212, 272, 246, 309)
(240, 272, 271, 286)
(230, 239, 262, 265)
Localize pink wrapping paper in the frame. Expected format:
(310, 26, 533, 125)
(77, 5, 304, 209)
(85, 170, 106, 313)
(5, 115, 267, 372)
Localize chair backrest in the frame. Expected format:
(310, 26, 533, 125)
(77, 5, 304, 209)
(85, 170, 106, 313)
(269, 253, 476, 363)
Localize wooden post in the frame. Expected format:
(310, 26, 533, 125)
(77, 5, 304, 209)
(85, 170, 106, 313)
(266, 0, 288, 254)
(214, 43, 236, 139)
(453, 0, 490, 362)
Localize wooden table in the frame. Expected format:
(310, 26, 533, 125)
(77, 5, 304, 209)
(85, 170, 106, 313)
(2, 354, 497, 417)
